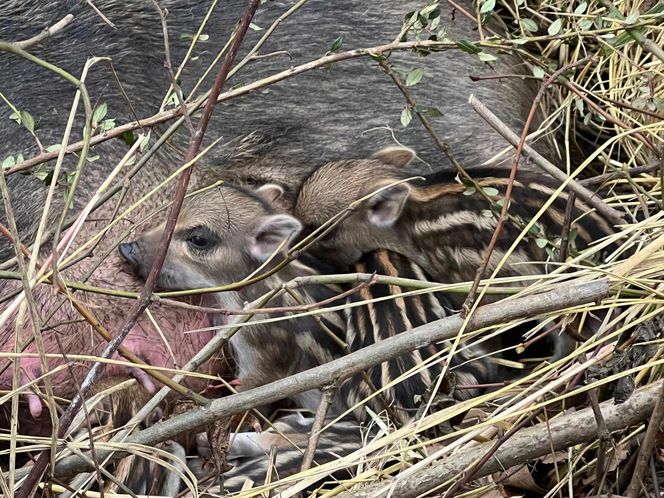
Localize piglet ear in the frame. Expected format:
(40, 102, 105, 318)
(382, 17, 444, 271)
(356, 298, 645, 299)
(250, 214, 302, 261)
(366, 183, 410, 227)
(255, 184, 284, 205)
(370, 146, 416, 168)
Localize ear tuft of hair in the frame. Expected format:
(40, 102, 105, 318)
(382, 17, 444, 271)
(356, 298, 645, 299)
(370, 146, 416, 168)
(255, 183, 285, 205)
(250, 214, 302, 261)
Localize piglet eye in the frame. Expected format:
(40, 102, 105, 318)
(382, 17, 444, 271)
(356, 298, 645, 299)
(187, 235, 211, 249)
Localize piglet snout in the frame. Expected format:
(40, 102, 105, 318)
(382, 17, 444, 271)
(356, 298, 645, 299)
(119, 241, 140, 265)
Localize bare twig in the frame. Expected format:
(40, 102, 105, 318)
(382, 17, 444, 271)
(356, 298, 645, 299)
(624, 379, 664, 497)
(15, 15, 75, 50)
(300, 386, 336, 473)
(83, 0, 116, 28)
(588, 389, 611, 495)
(558, 191, 577, 263)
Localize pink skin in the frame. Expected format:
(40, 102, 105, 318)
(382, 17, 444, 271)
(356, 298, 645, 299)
(0, 249, 222, 430)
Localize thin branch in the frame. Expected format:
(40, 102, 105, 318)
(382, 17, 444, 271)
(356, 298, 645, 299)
(588, 389, 611, 495)
(15, 15, 75, 50)
(624, 379, 664, 497)
(300, 386, 336, 473)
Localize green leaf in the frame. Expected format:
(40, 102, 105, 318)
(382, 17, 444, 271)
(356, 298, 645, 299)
(140, 131, 152, 152)
(533, 66, 545, 79)
(87, 154, 100, 162)
(521, 18, 538, 32)
(329, 36, 343, 53)
(548, 18, 562, 35)
(512, 38, 528, 45)
(92, 103, 107, 127)
(480, 0, 496, 14)
(574, 98, 584, 113)
(46, 144, 62, 152)
(457, 39, 482, 54)
(121, 130, 136, 146)
(535, 238, 549, 248)
(578, 19, 593, 30)
(32, 168, 50, 182)
(406, 68, 424, 86)
(478, 52, 498, 62)
(624, 12, 639, 24)
(400, 107, 412, 127)
(9, 112, 20, 124)
(574, 2, 587, 14)
(198, 34, 209, 41)
(2, 156, 15, 169)
(483, 187, 499, 196)
(463, 187, 476, 196)
(249, 22, 263, 31)
(100, 118, 115, 131)
(21, 111, 35, 133)
(423, 107, 443, 118)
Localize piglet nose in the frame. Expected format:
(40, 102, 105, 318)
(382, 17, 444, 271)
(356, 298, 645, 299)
(118, 241, 139, 264)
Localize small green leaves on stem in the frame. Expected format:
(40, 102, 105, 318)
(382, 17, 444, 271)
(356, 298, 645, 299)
(478, 52, 498, 62)
(2, 154, 23, 170)
(92, 102, 115, 132)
